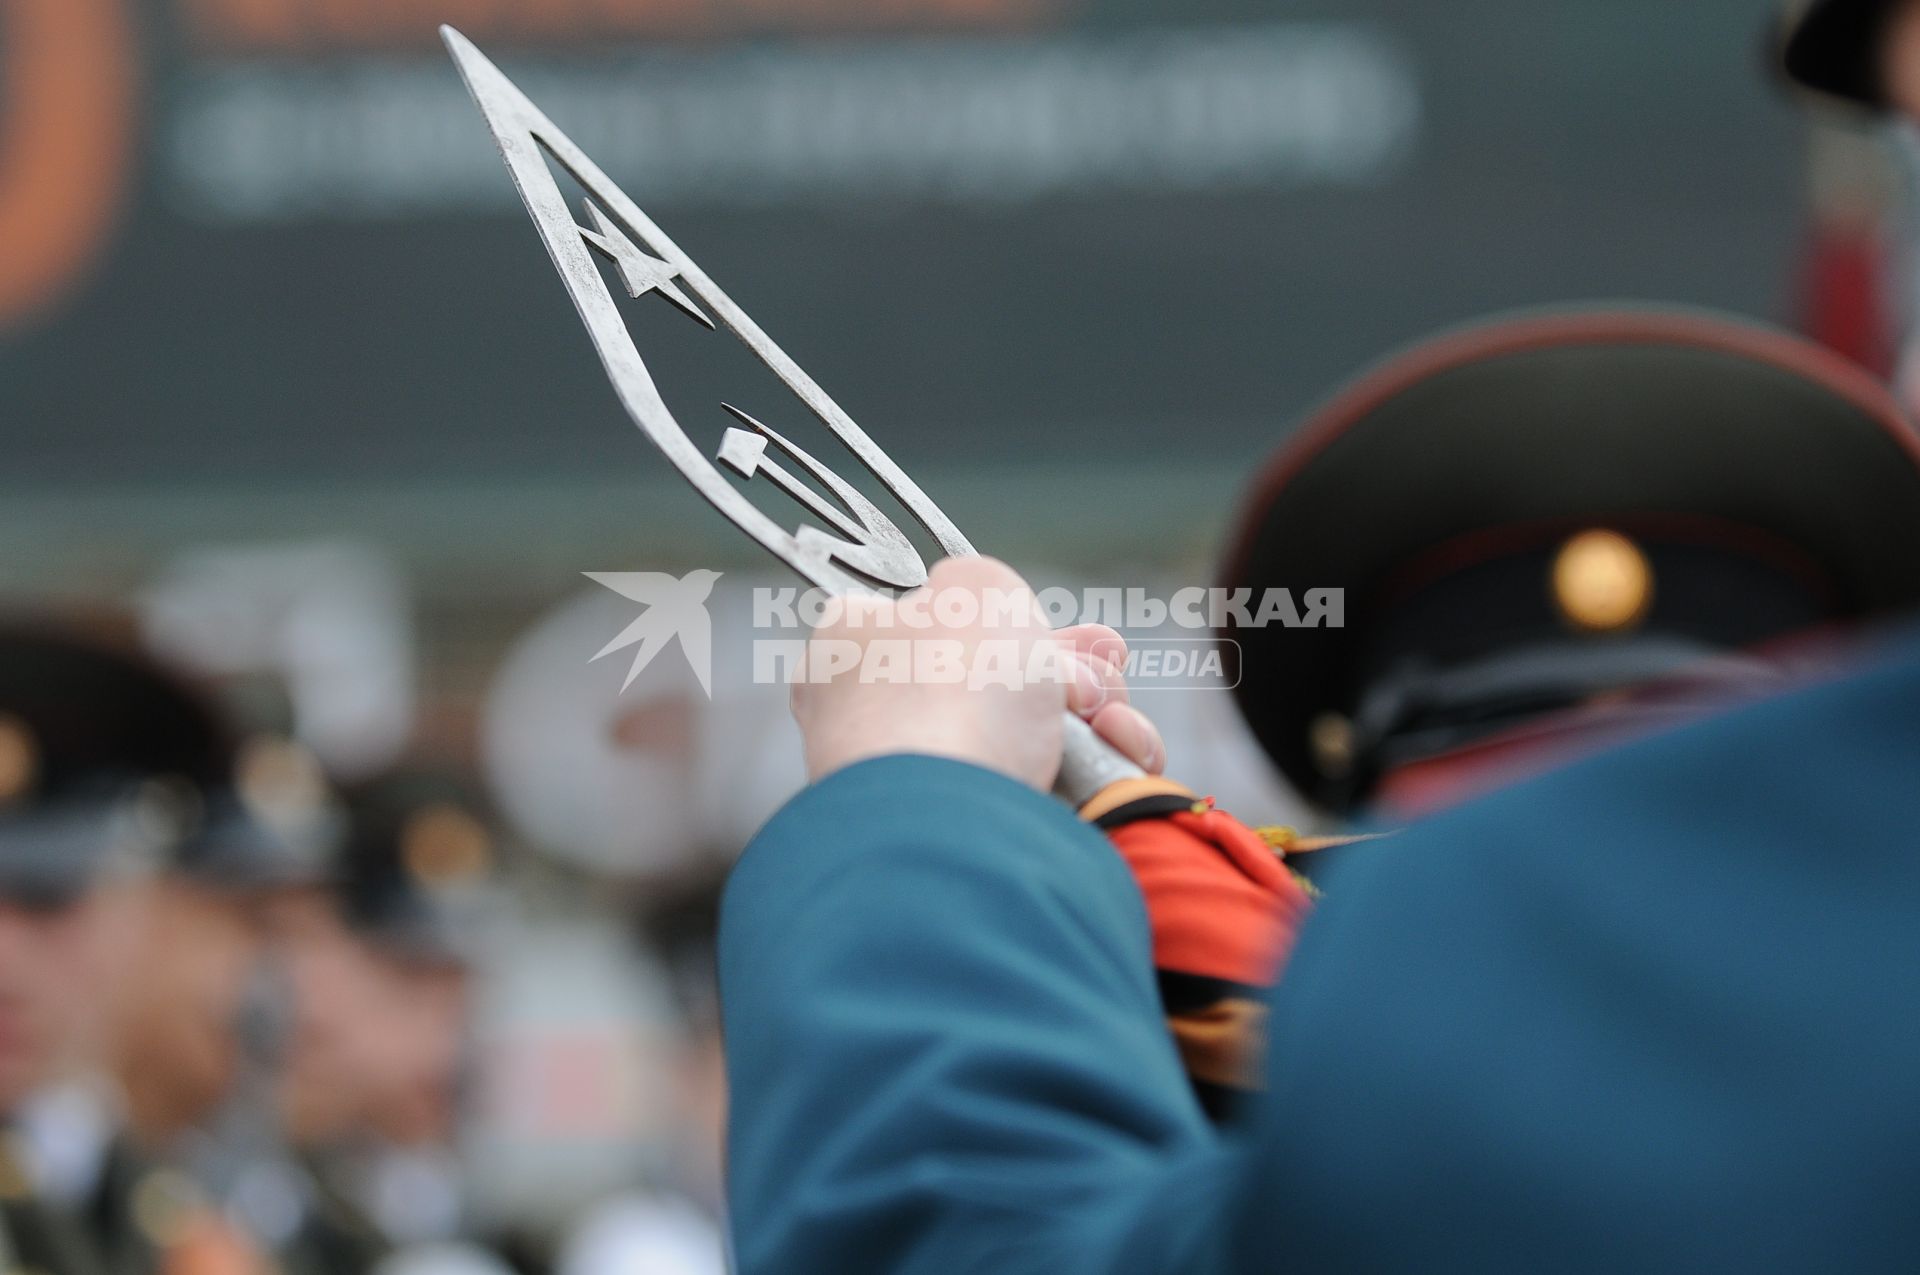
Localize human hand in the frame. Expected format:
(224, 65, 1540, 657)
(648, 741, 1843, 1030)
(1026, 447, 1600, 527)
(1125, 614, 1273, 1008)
(790, 557, 1164, 791)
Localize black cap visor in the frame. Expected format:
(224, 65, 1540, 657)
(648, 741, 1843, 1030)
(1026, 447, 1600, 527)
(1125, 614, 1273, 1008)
(0, 803, 148, 910)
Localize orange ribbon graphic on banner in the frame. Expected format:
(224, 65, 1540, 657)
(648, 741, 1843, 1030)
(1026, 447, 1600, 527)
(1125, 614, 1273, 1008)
(0, 0, 137, 329)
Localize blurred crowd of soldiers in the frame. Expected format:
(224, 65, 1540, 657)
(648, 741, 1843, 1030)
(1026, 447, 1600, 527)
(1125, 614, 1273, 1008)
(0, 616, 728, 1275)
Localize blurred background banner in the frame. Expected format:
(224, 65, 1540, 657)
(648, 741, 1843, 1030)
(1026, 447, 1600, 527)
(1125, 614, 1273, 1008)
(4, 0, 1802, 546)
(0, 0, 1853, 832)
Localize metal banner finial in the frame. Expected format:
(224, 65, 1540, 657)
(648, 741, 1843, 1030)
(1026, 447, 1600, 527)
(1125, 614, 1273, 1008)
(441, 26, 971, 594)
(442, 27, 1142, 803)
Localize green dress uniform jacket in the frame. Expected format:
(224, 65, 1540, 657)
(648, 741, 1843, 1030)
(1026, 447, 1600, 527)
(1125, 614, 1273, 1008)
(721, 631, 1920, 1274)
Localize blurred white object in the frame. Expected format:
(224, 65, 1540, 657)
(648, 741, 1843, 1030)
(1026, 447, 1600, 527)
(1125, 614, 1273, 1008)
(484, 579, 805, 873)
(362, 1149, 466, 1246)
(372, 1242, 518, 1275)
(463, 913, 681, 1231)
(484, 587, 705, 875)
(9, 1079, 118, 1208)
(696, 578, 806, 851)
(558, 1194, 728, 1275)
(142, 542, 414, 779)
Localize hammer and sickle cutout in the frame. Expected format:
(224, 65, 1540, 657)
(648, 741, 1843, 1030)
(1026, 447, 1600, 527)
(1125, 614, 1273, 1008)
(444, 28, 970, 594)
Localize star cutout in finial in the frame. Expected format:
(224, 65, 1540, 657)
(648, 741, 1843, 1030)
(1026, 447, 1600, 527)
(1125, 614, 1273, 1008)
(577, 199, 715, 330)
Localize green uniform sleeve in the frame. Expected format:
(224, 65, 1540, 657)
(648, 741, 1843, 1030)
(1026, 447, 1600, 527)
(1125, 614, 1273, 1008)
(720, 755, 1235, 1275)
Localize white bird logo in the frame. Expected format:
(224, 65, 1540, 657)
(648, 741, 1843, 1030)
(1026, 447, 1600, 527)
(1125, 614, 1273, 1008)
(584, 569, 723, 697)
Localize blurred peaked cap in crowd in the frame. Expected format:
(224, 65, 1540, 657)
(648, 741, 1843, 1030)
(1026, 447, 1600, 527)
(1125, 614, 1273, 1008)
(0, 617, 316, 901)
(333, 769, 502, 966)
(1779, 0, 1900, 108)
(484, 588, 702, 878)
(1218, 304, 1920, 813)
(483, 583, 805, 878)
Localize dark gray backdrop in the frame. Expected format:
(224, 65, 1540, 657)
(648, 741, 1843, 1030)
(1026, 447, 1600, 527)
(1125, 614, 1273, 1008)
(0, 0, 1804, 488)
